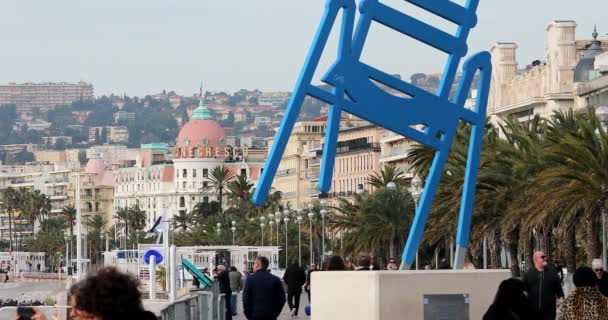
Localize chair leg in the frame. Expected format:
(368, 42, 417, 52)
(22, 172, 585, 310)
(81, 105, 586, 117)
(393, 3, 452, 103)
(453, 53, 492, 269)
(400, 143, 451, 270)
(319, 103, 342, 193)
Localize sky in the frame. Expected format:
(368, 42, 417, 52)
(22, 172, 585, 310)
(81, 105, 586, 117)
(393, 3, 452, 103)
(0, 0, 606, 97)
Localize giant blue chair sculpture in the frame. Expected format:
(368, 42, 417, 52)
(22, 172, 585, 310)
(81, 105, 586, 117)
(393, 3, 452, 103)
(252, 0, 492, 270)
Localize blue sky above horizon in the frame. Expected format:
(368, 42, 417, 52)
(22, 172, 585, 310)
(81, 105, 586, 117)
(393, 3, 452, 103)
(1, 0, 606, 97)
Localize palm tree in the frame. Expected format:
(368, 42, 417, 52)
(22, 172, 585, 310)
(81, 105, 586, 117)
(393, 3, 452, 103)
(86, 215, 108, 263)
(368, 165, 407, 189)
(61, 205, 77, 241)
(227, 174, 254, 217)
(206, 165, 235, 214)
(529, 110, 608, 266)
(1, 187, 21, 252)
(128, 205, 147, 245)
(330, 187, 415, 261)
(173, 210, 196, 232)
(114, 206, 130, 248)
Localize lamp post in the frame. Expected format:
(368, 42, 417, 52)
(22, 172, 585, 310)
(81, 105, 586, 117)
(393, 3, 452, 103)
(64, 235, 69, 273)
(231, 221, 236, 246)
(260, 216, 266, 246)
(320, 207, 327, 261)
(100, 232, 105, 264)
(297, 209, 303, 266)
(596, 106, 608, 268)
(412, 175, 423, 270)
(284, 215, 290, 266)
(275, 211, 281, 247)
(216, 223, 222, 240)
(307, 203, 315, 266)
(268, 213, 275, 245)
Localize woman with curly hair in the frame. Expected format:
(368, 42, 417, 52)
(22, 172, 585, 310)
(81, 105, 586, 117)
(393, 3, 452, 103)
(23, 267, 157, 320)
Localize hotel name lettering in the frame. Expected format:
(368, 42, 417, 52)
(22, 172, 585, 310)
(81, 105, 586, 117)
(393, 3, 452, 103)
(175, 146, 249, 159)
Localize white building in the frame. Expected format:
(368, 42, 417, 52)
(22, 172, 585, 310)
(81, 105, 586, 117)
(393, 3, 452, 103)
(113, 99, 267, 227)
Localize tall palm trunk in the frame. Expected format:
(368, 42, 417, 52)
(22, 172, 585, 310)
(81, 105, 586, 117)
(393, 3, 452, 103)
(489, 229, 501, 269)
(7, 207, 13, 252)
(587, 208, 601, 264)
(219, 187, 223, 214)
(564, 221, 576, 274)
(524, 228, 534, 268)
(507, 224, 520, 277)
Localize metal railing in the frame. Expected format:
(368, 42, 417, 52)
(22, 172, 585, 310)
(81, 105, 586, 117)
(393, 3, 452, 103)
(161, 282, 224, 320)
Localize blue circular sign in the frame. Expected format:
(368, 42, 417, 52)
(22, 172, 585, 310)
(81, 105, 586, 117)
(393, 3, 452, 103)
(144, 249, 163, 265)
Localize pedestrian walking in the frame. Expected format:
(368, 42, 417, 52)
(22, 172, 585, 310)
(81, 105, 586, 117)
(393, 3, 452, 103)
(243, 256, 286, 320)
(304, 264, 317, 302)
(483, 278, 537, 320)
(558, 266, 608, 320)
(229, 266, 244, 316)
(283, 260, 306, 317)
(523, 251, 564, 320)
(216, 265, 233, 320)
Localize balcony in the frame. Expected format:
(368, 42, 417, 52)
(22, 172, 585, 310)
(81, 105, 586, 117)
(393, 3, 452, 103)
(308, 158, 321, 167)
(306, 172, 320, 182)
(276, 168, 296, 177)
(50, 194, 68, 201)
(336, 143, 380, 154)
(307, 188, 320, 196)
(381, 132, 409, 144)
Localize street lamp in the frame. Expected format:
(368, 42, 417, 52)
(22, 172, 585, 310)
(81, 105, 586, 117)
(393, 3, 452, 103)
(260, 216, 266, 246)
(269, 220, 275, 245)
(275, 211, 281, 247)
(216, 223, 222, 240)
(411, 175, 423, 270)
(307, 203, 315, 266)
(231, 221, 236, 246)
(64, 235, 69, 273)
(268, 213, 275, 244)
(100, 233, 105, 263)
(596, 106, 608, 268)
(297, 210, 303, 266)
(320, 208, 327, 261)
(284, 216, 290, 267)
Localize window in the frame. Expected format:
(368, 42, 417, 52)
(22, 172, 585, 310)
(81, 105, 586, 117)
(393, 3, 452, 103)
(179, 197, 185, 207)
(203, 196, 209, 203)
(240, 168, 247, 176)
(191, 196, 195, 201)
(182, 181, 187, 189)
(182, 169, 187, 178)
(203, 168, 208, 178)
(193, 169, 197, 178)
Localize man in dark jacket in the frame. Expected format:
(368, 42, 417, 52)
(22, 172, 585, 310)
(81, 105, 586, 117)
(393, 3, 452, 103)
(283, 260, 306, 317)
(523, 251, 564, 320)
(243, 256, 286, 320)
(216, 265, 232, 320)
(357, 254, 371, 271)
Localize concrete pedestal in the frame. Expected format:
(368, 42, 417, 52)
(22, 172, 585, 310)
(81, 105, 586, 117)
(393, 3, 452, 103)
(311, 270, 510, 320)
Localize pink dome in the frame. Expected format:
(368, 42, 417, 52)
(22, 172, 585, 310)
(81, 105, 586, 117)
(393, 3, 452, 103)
(177, 119, 226, 148)
(85, 157, 105, 175)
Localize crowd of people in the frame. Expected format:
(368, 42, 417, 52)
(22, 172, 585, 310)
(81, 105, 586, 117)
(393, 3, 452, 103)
(18, 249, 608, 320)
(483, 251, 608, 320)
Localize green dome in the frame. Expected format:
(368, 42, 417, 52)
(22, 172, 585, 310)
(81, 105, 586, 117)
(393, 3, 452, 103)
(192, 99, 213, 120)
